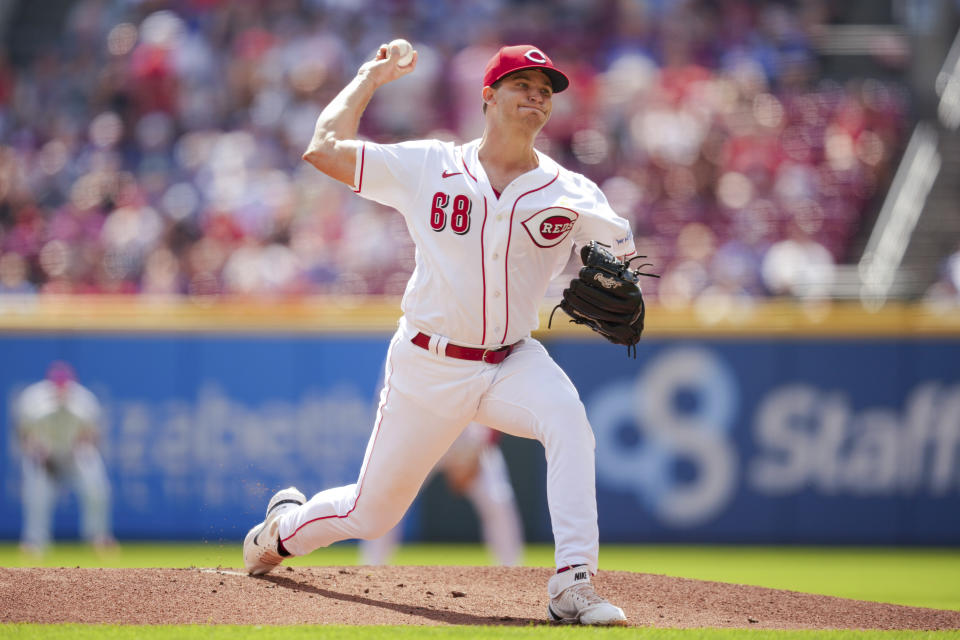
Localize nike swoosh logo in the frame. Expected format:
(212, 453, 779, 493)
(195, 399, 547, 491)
(253, 524, 264, 546)
(442, 170, 462, 178)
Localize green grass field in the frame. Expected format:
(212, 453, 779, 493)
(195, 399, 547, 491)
(3, 542, 959, 639)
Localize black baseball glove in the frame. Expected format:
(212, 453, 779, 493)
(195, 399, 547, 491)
(550, 241, 658, 357)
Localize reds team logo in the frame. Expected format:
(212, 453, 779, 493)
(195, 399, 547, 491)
(524, 49, 548, 64)
(521, 207, 579, 248)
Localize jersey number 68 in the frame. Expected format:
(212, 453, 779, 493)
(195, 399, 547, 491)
(430, 192, 472, 235)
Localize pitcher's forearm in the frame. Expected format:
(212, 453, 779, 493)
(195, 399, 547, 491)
(308, 72, 379, 152)
(302, 71, 379, 184)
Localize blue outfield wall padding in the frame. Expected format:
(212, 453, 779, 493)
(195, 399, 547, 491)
(1, 332, 958, 544)
(552, 338, 960, 544)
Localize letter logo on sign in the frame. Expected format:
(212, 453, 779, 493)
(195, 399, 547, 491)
(521, 207, 578, 248)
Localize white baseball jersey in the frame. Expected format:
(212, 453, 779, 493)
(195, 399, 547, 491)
(352, 138, 636, 347)
(17, 380, 102, 460)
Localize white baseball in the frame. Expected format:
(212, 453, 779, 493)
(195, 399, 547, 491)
(388, 39, 414, 67)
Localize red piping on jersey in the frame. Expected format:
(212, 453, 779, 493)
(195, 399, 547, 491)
(280, 330, 397, 543)
(352, 143, 366, 194)
(479, 196, 488, 344)
(501, 169, 559, 344)
(461, 152, 477, 183)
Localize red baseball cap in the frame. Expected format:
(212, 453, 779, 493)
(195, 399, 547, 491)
(482, 45, 569, 93)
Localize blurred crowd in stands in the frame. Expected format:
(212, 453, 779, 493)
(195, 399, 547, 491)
(0, 0, 914, 303)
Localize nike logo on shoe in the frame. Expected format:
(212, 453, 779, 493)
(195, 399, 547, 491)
(441, 169, 462, 178)
(252, 524, 264, 546)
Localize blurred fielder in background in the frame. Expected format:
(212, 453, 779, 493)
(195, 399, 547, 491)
(360, 422, 524, 566)
(14, 361, 115, 555)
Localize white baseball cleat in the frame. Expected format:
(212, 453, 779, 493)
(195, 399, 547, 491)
(547, 567, 626, 626)
(243, 487, 306, 576)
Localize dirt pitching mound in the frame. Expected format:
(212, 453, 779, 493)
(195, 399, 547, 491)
(2, 565, 959, 629)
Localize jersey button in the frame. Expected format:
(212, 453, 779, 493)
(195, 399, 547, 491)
(492, 252, 499, 260)
(493, 290, 501, 298)
(496, 215, 503, 221)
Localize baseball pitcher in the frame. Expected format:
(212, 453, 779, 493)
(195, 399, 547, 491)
(244, 42, 648, 625)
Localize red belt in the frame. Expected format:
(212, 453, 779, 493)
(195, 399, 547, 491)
(411, 332, 516, 364)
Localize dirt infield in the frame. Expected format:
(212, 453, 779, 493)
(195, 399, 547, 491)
(2, 565, 959, 629)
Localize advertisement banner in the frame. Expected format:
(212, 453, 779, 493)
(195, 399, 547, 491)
(1, 334, 386, 540)
(2, 333, 958, 543)
(552, 339, 960, 544)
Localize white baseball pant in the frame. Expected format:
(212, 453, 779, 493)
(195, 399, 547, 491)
(278, 317, 599, 573)
(21, 443, 112, 549)
(360, 422, 524, 566)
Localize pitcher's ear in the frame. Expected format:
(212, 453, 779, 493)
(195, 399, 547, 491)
(482, 86, 495, 107)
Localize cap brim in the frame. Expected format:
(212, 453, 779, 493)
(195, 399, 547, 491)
(492, 65, 570, 93)
(541, 67, 569, 93)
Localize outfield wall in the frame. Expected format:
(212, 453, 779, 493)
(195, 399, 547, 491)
(1, 297, 959, 544)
